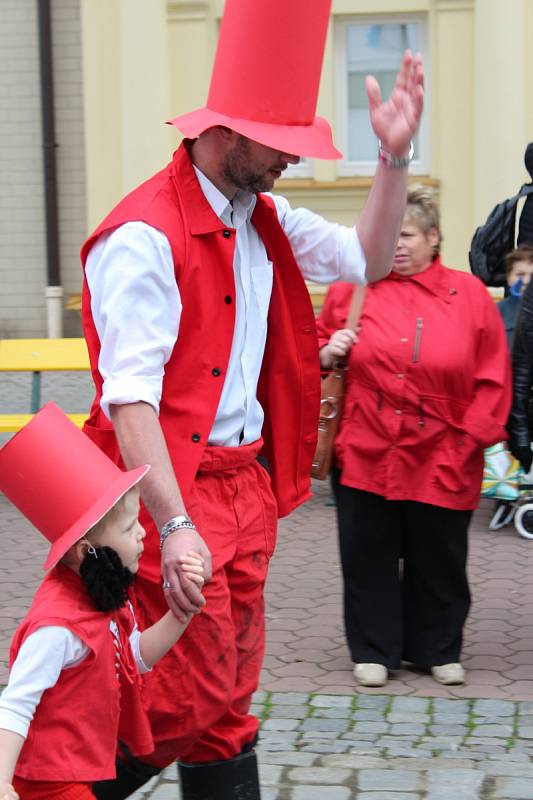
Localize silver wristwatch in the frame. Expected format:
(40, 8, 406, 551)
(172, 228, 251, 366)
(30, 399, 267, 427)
(160, 514, 197, 549)
(378, 140, 414, 169)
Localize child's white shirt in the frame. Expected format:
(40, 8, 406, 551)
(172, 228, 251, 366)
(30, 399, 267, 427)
(0, 611, 150, 739)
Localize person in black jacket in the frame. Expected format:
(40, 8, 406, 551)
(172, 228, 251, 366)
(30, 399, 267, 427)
(518, 143, 533, 246)
(508, 276, 533, 474)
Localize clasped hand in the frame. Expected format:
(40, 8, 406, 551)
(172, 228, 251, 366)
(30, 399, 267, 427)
(161, 528, 212, 622)
(0, 781, 19, 800)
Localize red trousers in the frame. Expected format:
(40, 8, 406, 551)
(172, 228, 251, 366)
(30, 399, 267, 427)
(13, 779, 94, 800)
(132, 440, 277, 767)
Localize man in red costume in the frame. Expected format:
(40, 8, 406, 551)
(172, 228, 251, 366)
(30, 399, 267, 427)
(81, 0, 424, 797)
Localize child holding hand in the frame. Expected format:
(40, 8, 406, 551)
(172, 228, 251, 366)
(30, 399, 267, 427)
(0, 403, 205, 800)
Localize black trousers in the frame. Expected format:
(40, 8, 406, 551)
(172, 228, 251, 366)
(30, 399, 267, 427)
(332, 471, 472, 669)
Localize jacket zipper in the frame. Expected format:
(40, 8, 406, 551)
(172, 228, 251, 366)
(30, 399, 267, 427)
(412, 317, 423, 363)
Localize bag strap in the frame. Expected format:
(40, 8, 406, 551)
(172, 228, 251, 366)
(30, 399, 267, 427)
(328, 284, 366, 371)
(345, 284, 367, 332)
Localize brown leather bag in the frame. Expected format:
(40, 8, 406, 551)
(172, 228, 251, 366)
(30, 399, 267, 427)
(311, 285, 366, 480)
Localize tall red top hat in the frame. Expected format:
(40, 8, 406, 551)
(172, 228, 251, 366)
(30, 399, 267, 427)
(169, 0, 341, 160)
(0, 403, 149, 570)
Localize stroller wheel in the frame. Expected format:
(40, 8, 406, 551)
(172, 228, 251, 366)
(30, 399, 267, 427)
(514, 503, 533, 540)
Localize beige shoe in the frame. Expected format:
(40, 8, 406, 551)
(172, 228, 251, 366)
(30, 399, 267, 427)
(431, 662, 465, 685)
(353, 663, 388, 687)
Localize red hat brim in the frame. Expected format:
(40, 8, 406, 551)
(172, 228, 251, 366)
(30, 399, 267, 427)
(168, 109, 342, 160)
(43, 463, 149, 571)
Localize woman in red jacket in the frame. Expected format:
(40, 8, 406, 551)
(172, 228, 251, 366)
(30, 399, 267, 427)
(316, 186, 511, 688)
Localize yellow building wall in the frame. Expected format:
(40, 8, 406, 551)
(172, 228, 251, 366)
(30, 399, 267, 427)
(81, 0, 533, 273)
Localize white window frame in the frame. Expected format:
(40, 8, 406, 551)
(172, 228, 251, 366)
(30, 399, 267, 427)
(280, 157, 312, 180)
(335, 14, 430, 177)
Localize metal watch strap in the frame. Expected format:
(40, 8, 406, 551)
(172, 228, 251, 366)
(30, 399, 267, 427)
(378, 140, 414, 169)
(160, 515, 197, 549)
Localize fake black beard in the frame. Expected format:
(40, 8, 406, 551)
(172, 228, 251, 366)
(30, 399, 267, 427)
(79, 545, 135, 612)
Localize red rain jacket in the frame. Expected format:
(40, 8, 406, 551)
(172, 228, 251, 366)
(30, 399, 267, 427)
(316, 258, 511, 510)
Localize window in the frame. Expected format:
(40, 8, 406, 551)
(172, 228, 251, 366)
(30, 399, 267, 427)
(281, 157, 312, 180)
(335, 16, 429, 176)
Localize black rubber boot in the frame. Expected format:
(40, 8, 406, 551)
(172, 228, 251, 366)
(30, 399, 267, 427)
(178, 750, 261, 800)
(91, 752, 161, 800)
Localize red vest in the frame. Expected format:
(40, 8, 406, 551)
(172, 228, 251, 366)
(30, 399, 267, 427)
(81, 143, 320, 581)
(10, 565, 153, 782)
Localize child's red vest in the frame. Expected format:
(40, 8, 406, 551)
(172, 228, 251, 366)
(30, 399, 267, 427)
(10, 564, 153, 782)
(81, 143, 320, 582)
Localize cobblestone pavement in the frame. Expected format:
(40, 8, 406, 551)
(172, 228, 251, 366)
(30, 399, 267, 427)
(2, 373, 533, 798)
(137, 691, 533, 799)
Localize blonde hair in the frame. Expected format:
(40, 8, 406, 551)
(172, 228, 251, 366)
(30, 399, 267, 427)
(405, 185, 442, 255)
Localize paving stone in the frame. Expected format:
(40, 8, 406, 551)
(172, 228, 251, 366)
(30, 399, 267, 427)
(385, 746, 425, 758)
(358, 795, 419, 800)
(388, 723, 426, 736)
(321, 755, 387, 769)
(347, 741, 385, 754)
(341, 731, 379, 742)
(432, 713, 469, 724)
(425, 790, 479, 800)
(493, 750, 531, 762)
(291, 788, 352, 800)
(261, 790, 281, 800)
(352, 720, 389, 734)
(429, 724, 468, 736)
(358, 769, 424, 791)
(482, 761, 533, 777)
(287, 767, 351, 785)
(472, 699, 516, 717)
(262, 718, 301, 731)
(258, 764, 284, 785)
(259, 733, 299, 751)
(390, 696, 430, 713)
(260, 751, 318, 767)
(516, 725, 533, 738)
(160, 765, 177, 780)
(268, 704, 309, 719)
(311, 694, 353, 708)
(426, 768, 484, 788)
(313, 707, 352, 719)
(388, 712, 431, 724)
(150, 785, 179, 800)
(299, 740, 353, 753)
(432, 699, 471, 713)
(493, 777, 533, 798)
(353, 709, 387, 721)
(375, 736, 418, 749)
(300, 718, 350, 733)
(437, 752, 485, 762)
(270, 692, 310, 705)
(355, 695, 390, 709)
(471, 723, 513, 737)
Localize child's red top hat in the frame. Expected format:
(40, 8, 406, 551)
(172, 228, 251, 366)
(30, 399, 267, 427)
(0, 403, 149, 570)
(168, 0, 341, 160)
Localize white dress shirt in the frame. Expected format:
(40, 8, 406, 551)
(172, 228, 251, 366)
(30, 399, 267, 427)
(0, 617, 149, 739)
(85, 167, 366, 446)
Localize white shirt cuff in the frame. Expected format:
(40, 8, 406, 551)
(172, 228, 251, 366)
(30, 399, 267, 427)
(101, 376, 162, 421)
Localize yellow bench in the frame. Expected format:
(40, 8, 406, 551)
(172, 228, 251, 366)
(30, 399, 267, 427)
(0, 338, 90, 433)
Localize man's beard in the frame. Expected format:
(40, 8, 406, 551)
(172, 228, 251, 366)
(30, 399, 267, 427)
(222, 136, 273, 193)
(80, 546, 135, 612)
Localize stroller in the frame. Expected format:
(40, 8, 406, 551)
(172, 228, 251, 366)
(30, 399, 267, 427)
(483, 442, 533, 539)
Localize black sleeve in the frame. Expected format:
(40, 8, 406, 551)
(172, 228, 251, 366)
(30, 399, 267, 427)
(508, 280, 533, 449)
